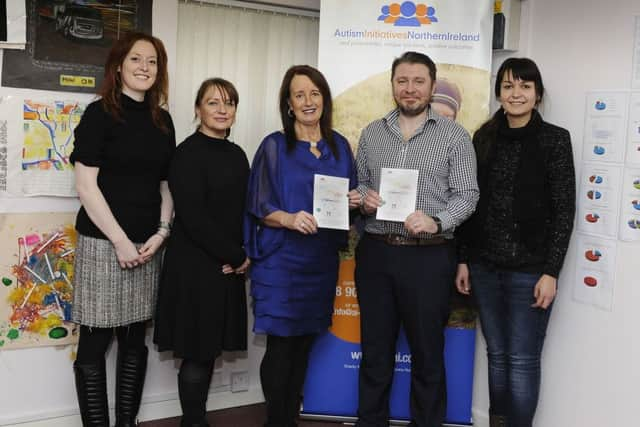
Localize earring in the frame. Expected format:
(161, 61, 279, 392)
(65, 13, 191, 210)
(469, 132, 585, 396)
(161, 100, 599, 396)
(287, 107, 294, 118)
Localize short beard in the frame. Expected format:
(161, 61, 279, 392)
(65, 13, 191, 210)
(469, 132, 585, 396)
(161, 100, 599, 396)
(395, 100, 429, 117)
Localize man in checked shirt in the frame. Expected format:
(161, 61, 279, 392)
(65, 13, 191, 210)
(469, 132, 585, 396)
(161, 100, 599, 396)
(354, 51, 479, 427)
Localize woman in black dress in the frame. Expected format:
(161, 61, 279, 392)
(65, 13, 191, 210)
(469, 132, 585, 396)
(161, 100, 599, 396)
(154, 78, 250, 427)
(70, 32, 175, 427)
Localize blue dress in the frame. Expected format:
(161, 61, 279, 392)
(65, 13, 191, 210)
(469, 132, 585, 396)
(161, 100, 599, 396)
(244, 131, 356, 336)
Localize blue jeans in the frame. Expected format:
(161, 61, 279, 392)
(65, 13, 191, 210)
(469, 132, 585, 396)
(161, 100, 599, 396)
(469, 263, 553, 427)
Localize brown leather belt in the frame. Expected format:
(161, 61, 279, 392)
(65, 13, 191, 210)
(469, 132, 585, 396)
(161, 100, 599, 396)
(366, 233, 447, 246)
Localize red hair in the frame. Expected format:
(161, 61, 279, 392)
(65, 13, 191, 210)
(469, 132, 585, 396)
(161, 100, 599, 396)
(99, 32, 169, 133)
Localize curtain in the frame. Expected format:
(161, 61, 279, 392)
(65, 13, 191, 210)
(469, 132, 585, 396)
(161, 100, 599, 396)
(174, 2, 319, 161)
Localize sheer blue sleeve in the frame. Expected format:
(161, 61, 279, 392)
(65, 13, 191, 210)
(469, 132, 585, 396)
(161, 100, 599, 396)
(244, 133, 285, 261)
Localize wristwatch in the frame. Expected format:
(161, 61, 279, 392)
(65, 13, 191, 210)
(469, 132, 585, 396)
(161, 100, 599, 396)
(432, 216, 442, 234)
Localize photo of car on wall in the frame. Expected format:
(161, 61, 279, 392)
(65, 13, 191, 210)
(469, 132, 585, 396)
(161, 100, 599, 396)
(1, 0, 152, 93)
(55, 5, 104, 40)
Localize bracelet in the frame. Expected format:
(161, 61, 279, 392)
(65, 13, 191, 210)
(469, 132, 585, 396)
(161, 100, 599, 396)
(158, 220, 171, 232)
(156, 227, 170, 239)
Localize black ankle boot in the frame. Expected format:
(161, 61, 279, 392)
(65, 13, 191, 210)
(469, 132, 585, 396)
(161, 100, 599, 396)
(490, 414, 508, 427)
(114, 346, 148, 427)
(74, 360, 110, 426)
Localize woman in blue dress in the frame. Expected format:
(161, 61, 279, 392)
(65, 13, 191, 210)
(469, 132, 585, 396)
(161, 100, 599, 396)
(245, 65, 360, 427)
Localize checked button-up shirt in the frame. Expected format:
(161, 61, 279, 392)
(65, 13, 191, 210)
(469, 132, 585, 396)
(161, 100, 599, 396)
(355, 107, 479, 239)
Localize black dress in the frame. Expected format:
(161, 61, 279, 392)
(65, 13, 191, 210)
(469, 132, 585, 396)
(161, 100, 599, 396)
(154, 131, 250, 361)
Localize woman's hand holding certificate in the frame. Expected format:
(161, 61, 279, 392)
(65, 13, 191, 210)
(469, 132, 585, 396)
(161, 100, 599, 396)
(313, 174, 350, 230)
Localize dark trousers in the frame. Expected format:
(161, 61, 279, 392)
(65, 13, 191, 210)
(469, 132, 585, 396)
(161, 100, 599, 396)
(260, 334, 315, 427)
(470, 262, 553, 427)
(355, 235, 456, 427)
(76, 322, 147, 363)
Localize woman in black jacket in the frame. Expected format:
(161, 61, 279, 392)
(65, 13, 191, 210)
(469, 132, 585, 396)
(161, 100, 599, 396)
(455, 58, 575, 427)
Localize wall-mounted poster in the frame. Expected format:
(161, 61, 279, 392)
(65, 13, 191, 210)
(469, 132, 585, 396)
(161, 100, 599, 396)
(627, 92, 640, 166)
(582, 92, 629, 164)
(0, 95, 89, 197)
(572, 233, 617, 312)
(0, 0, 27, 49)
(618, 167, 640, 241)
(1, 0, 152, 93)
(576, 162, 623, 238)
(0, 212, 78, 350)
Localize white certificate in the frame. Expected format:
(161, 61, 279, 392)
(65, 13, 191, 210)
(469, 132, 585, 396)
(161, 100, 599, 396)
(376, 168, 419, 222)
(313, 174, 350, 230)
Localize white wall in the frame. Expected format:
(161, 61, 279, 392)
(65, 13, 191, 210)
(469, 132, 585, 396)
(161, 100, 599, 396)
(472, 1, 640, 426)
(0, 2, 266, 426)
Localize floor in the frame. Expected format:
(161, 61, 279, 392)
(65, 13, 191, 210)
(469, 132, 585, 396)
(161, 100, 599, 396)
(138, 403, 350, 427)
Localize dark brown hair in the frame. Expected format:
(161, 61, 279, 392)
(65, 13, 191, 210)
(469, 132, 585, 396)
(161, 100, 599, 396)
(194, 78, 239, 138)
(391, 51, 437, 82)
(99, 32, 169, 133)
(278, 65, 337, 158)
(475, 57, 545, 162)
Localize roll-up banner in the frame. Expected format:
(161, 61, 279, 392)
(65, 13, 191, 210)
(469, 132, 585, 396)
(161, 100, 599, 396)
(302, 1, 493, 425)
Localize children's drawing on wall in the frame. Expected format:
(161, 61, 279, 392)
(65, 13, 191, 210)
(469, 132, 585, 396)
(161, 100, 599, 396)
(23, 100, 82, 171)
(0, 96, 90, 197)
(0, 213, 78, 350)
(22, 99, 84, 196)
(1, 0, 152, 93)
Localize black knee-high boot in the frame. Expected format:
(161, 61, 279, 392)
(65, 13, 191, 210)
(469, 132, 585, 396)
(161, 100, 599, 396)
(115, 345, 148, 427)
(178, 359, 213, 427)
(74, 360, 110, 427)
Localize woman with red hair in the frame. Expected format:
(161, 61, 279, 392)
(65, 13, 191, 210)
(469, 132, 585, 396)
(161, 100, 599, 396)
(70, 32, 175, 426)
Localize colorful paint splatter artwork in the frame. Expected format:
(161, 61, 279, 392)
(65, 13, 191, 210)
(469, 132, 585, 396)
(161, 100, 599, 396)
(0, 213, 78, 349)
(22, 100, 84, 171)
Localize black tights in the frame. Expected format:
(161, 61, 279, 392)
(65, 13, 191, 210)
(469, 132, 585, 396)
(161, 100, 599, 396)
(76, 322, 147, 364)
(179, 359, 215, 426)
(260, 334, 316, 427)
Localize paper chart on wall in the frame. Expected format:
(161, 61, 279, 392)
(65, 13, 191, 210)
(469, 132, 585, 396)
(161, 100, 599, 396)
(0, 213, 78, 349)
(627, 92, 640, 165)
(576, 162, 623, 238)
(632, 16, 640, 90)
(0, 96, 85, 197)
(572, 233, 617, 311)
(582, 92, 628, 164)
(618, 167, 640, 241)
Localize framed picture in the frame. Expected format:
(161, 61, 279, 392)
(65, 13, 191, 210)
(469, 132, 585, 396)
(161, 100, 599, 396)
(1, 0, 152, 93)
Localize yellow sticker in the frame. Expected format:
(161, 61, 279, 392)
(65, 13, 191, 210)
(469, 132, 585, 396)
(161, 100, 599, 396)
(59, 75, 96, 88)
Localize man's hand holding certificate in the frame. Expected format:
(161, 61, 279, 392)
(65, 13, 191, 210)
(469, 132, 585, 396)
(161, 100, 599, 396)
(313, 174, 350, 230)
(376, 168, 419, 222)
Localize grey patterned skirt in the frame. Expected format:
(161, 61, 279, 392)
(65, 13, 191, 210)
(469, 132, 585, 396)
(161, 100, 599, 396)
(71, 234, 162, 328)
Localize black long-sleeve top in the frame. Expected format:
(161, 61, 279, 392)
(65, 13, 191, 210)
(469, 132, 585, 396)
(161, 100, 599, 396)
(457, 110, 575, 278)
(167, 131, 249, 268)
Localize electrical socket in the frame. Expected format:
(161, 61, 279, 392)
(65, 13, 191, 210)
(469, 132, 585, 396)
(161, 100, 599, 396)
(230, 370, 249, 392)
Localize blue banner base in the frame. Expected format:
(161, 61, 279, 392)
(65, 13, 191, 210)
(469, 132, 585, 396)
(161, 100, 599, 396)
(302, 327, 475, 425)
